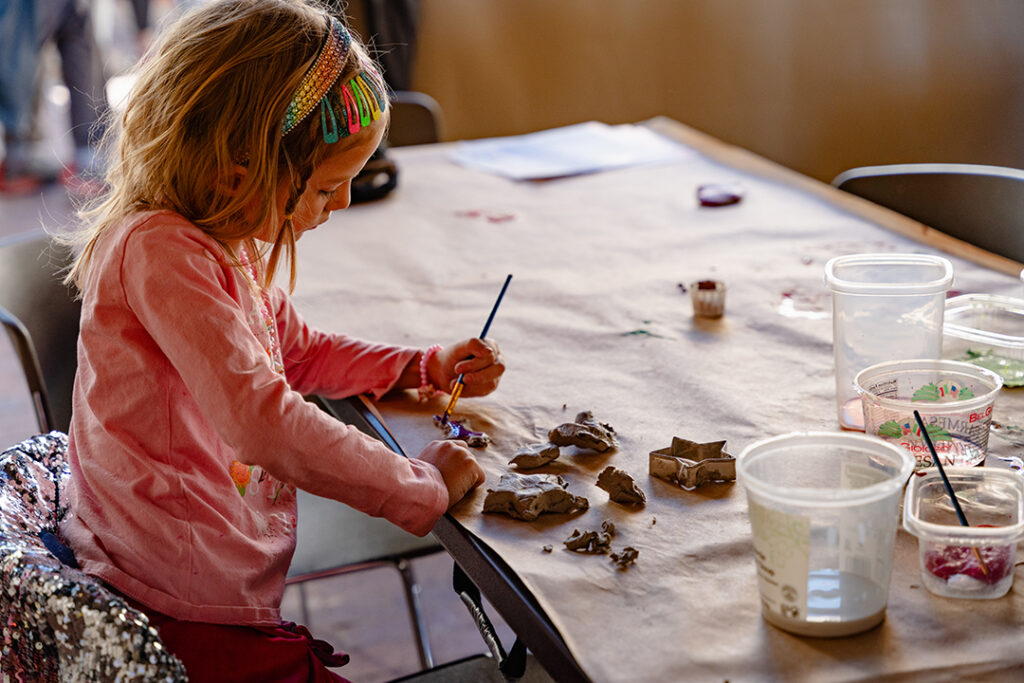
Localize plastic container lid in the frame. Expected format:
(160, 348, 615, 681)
(944, 293, 1024, 357)
(824, 253, 954, 296)
(903, 468, 1024, 546)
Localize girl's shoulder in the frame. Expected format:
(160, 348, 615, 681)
(116, 210, 227, 255)
(93, 210, 239, 289)
(98, 210, 235, 272)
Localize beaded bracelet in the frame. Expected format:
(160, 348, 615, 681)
(418, 344, 442, 401)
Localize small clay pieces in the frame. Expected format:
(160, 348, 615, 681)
(548, 411, 617, 452)
(596, 466, 646, 506)
(610, 546, 639, 570)
(649, 437, 736, 490)
(509, 442, 561, 469)
(564, 521, 616, 554)
(483, 473, 589, 521)
(433, 415, 490, 448)
(697, 182, 744, 207)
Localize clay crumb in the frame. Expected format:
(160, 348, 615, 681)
(563, 521, 616, 554)
(596, 466, 646, 506)
(509, 442, 560, 469)
(482, 472, 589, 521)
(651, 516, 657, 526)
(610, 546, 639, 570)
(548, 411, 617, 452)
(542, 545, 553, 553)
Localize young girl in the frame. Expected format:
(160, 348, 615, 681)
(59, 1, 500, 680)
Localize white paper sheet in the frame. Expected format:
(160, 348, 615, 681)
(448, 121, 697, 180)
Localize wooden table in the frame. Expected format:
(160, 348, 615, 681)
(294, 118, 1024, 682)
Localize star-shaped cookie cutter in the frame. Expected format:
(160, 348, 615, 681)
(649, 437, 736, 490)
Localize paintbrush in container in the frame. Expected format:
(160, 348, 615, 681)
(913, 409, 989, 577)
(439, 274, 512, 426)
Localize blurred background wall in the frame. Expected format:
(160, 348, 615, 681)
(354, 0, 1024, 183)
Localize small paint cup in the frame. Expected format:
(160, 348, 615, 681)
(689, 280, 726, 318)
(903, 467, 1024, 599)
(855, 359, 1003, 468)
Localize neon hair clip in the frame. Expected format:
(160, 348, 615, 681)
(325, 69, 387, 141)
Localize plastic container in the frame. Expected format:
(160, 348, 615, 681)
(824, 253, 954, 431)
(689, 280, 726, 318)
(855, 359, 1003, 468)
(903, 467, 1024, 599)
(943, 293, 1024, 387)
(737, 432, 914, 637)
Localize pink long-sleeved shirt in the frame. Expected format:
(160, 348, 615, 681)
(62, 211, 447, 625)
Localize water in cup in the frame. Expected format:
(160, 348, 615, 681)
(738, 432, 915, 637)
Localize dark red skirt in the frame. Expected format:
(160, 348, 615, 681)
(125, 596, 352, 683)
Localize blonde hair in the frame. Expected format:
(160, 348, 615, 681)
(65, 0, 387, 292)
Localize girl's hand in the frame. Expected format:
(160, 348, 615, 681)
(429, 338, 505, 397)
(417, 440, 485, 508)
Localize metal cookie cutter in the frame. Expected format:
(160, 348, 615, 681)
(649, 437, 736, 489)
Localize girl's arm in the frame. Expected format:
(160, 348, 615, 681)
(120, 221, 448, 535)
(271, 289, 505, 400)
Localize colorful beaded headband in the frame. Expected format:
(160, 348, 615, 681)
(281, 16, 388, 143)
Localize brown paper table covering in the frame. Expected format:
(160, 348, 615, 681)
(291, 118, 1024, 682)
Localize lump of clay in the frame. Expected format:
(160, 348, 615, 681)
(610, 546, 639, 570)
(548, 411, 617, 452)
(649, 437, 735, 490)
(483, 473, 589, 521)
(509, 442, 560, 469)
(433, 415, 490, 448)
(564, 521, 616, 554)
(596, 466, 646, 506)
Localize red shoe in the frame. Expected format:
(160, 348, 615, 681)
(0, 163, 44, 196)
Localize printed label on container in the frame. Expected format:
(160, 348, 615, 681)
(748, 499, 811, 621)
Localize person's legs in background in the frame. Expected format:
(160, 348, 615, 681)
(0, 0, 43, 194)
(44, 0, 110, 195)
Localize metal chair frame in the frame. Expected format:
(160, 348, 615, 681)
(831, 163, 1024, 265)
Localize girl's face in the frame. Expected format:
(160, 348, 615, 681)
(277, 123, 385, 238)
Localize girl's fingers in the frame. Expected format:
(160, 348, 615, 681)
(457, 362, 505, 396)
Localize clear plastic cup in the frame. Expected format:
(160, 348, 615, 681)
(737, 432, 914, 637)
(689, 279, 726, 318)
(854, 359, 1003, 468)
(824, 254, 954, 431)
(903, 467, 1024, 599)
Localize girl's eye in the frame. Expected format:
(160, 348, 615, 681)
(319, 189, 337, 199)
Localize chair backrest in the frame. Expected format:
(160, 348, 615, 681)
(0, 432, 187, 680)
(831, 163, 1024, 265)
(388, 90, 444, 147)
(0, 233, 81, 433)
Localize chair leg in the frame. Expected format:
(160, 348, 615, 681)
(296, 582, 311, 627)
(396, 558, 434, 670)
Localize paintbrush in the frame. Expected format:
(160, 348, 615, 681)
(439, 274, 513, 426)
(913, 409, 989, 577)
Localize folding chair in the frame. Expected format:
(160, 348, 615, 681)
(831, 163, 1024, 265)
